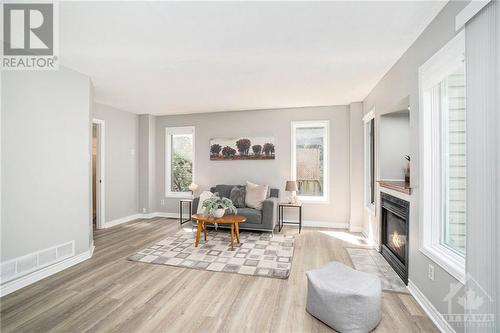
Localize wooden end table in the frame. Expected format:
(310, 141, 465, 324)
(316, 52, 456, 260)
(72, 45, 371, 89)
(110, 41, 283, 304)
(278, 202, 303, 233)
(191, 214, 247, 250)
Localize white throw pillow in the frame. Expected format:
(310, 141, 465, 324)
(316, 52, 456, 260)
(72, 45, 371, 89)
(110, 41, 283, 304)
(245, 181, 269, 210)
(197, 191, 214, 214)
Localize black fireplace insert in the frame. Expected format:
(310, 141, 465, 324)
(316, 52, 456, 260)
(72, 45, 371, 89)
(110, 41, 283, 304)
(380, 192, 409, 284)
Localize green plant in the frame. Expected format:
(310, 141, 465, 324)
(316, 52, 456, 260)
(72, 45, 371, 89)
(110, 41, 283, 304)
(172, 152, 192, 192)
(202, 193, 237, 216)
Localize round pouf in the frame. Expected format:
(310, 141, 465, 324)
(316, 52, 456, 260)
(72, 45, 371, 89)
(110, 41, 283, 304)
(306, 261, 382, 333)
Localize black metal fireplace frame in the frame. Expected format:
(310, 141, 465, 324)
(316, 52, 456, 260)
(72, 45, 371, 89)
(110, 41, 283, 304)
(380, 192, 409, 284)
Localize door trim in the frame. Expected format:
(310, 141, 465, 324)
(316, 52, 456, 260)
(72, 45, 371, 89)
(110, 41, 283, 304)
(92, 118, 105, 229)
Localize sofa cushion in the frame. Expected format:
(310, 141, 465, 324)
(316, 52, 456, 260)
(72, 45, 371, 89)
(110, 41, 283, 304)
(229, 186, 246, 208)
(197, 191, 214, 214)
(236, 208, 262, 224)
(245, 181, 268, 210)
(213, 185, 234, 199)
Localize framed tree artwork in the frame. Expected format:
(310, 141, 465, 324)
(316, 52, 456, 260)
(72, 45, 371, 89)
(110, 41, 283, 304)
(210, 136, 275, 160)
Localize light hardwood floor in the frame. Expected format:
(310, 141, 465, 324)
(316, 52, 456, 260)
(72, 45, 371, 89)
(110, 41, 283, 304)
(0, 218, 438, 333)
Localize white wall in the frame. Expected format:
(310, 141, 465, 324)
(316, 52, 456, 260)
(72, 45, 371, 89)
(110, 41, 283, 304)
(93, 103, 139, 222)
(154, 105, 351, 226)
(379, 111, 410, 180)
(1, 67, 92, 261)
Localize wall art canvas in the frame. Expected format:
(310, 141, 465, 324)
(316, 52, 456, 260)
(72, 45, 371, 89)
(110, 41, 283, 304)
(210, 136, 275, 160)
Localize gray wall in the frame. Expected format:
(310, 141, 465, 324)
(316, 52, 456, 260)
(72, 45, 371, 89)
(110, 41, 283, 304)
(349, 102, 364, 230)
(379, 111, 410, 180)
(2, 67, 92, 260)
(362, 1, 468, 331)
(93, 103, 139, 222)
(154, 105, 351, 225)
(138, 114, 156, 214)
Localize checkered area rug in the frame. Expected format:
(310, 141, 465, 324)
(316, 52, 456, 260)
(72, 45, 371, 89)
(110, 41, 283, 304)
(128, 228, 295, 279)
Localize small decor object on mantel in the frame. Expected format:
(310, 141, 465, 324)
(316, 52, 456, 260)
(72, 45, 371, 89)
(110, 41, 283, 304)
(285, 180, 298, 204)
(202, 193, 237, 218)
(404, 155, 411, 186)
(210, 136, 275, 160)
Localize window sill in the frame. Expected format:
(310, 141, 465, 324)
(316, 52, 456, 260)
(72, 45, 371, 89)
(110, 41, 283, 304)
(165, 192, 192, 199)
(419, 245, 465, 284)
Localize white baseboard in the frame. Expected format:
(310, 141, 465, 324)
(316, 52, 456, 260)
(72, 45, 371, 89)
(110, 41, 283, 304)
(140, 212, 157, 219)
(103, 213, 144, 228)
(104, 213, 348, 230)
(154, 212, 180, 219)
(407, 280, 455, 333)
(0, 247, 94, 297)
(348, 225, 364, 232)
(300, 220, 348, 229)
(103, 212, 186, 228)
(361, 230, 380, 249)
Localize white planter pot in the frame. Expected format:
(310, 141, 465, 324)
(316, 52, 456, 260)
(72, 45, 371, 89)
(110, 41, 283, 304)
(212, 208, 225, 218)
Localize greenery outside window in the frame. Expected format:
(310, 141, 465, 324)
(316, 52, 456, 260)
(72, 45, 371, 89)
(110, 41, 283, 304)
(165, 126, 195, 198)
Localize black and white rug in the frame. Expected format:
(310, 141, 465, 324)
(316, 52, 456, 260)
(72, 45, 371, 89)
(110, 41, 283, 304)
(346, 247, 408, 293)
(128, 228, 295, 279)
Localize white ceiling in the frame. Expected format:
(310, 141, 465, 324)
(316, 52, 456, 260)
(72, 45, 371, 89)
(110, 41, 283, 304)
(60, 1, 446, 115)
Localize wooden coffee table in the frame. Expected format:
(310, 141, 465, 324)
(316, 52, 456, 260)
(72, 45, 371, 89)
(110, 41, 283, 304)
(191, 214, 247, 250)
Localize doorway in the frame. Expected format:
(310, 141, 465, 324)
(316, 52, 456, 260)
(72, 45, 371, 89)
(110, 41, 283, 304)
(92, 119, 105, 229)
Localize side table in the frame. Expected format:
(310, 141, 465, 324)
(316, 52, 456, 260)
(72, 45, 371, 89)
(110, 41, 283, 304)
(278, 202, 303, 233)
(179, 199, 192, 225)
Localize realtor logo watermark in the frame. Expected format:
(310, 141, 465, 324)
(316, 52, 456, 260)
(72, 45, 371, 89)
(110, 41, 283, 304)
(443, 274, 495, 328)
(2, 2, 59, 70)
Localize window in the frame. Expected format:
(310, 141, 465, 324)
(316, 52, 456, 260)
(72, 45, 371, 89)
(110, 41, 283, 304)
(165, 126, 195, 197)
(419, 31, 466, 282)
(291, 120, 329, 202)
(363, 110, 375, 212)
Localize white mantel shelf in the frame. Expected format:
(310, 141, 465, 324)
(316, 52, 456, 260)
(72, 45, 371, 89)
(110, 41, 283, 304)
(378, 183, 411, 202)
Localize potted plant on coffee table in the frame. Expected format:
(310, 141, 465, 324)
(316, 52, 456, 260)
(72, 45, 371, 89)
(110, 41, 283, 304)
(202, 193, 237, 218)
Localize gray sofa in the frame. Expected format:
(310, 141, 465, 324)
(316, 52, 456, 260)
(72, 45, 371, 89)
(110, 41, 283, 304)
(191, 184, 279, 232)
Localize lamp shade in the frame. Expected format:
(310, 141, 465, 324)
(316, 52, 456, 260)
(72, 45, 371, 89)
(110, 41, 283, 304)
(188, 183, 198, 192)
(285, 180, 298, 192)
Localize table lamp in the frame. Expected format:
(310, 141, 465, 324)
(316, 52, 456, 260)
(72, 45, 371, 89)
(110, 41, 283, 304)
(188, 183, 198, 198)
(285, 181, 298, 204)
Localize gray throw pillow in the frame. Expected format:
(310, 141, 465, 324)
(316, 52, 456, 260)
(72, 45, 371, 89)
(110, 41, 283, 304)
(229, 186, 246, 208)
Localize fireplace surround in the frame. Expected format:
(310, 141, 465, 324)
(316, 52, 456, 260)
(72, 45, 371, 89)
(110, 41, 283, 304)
(380, 192, 409, 284)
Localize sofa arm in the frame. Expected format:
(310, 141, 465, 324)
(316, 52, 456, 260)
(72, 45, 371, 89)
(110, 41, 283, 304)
(192, 197, 200, 215)
(262, 197, 279, 230)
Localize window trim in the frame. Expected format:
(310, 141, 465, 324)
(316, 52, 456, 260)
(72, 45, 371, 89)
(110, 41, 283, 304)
(363, 109, 376, 215)
(418, 30, 465, 283)
(165, 126, 195, 198)
(290, 120, 330, 203)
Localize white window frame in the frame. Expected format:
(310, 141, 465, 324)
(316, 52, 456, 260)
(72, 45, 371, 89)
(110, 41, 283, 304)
(418, 30, 465, 283)
(290, 120, 330, 203)
(363, 109, 376, 215)
(165, 126, 195, 198)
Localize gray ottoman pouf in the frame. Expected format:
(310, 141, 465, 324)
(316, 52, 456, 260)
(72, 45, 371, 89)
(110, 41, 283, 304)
(306, 261, 381, 333)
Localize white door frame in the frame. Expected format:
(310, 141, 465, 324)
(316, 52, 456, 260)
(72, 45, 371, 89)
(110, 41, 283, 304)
(92, 118, 105, 229)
